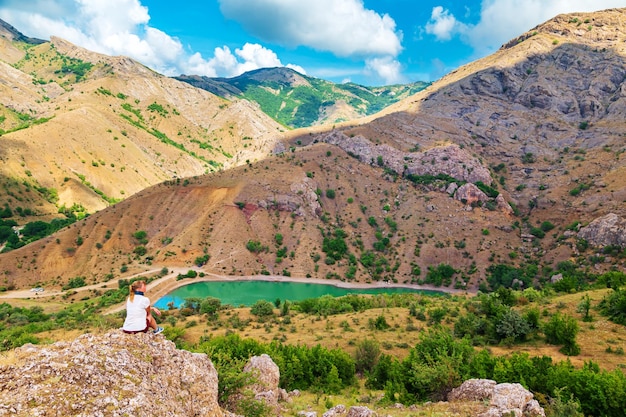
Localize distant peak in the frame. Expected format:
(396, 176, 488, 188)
(0, 18, 45, 45)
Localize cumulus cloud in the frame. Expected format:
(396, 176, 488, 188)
(218, 0, 402, 58)
(365, 57, 404, 85)
(182, 43, 306, 78)
(0, 0, 306, 78)
(425, 6, 465, 41)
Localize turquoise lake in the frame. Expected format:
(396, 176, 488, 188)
(154, 280, 441, 308)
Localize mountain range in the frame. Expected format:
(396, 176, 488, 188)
(1, 8, 625, 292)
(176, 68, 429, 128)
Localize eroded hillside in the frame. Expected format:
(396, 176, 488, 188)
(1, 9, 626, 292)
(0, 27, 285, 218)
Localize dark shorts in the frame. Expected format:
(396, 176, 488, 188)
(123, 318, 150, 334)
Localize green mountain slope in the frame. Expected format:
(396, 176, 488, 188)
(176, 67, 429, 128)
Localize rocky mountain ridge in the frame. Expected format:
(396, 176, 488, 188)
(1, 9, 626, 290)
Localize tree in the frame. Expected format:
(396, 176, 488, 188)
(576, 294, 592, 322)
(425, 263, 456, 286)
(402, 329, 474, 401)
(322, 229, 348, 261)
(132, 230, 148, 244)
(354, 339, 381, 374)
(21, 221, 49, 239)
(598, 288, 626, 325)
(250, 300, 274, 318)
(194, 254, 210, 267)
(543, 313, 580, 355)
(546, 388, 584, 417)
(495, 308, 531, 344)
(200, 297, 221, 318)
(368, 315, 389, 330)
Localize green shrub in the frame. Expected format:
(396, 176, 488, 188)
(598, 288, 626, 325)
(194, 254, 210, 267)
(425, 264, 456, 287)
(354, 339, 381, 374)
(250, 300, 274, 317)
(543, 313, 580, 355)
(246, 240, 266, 253)
(62, 276, 86, 290)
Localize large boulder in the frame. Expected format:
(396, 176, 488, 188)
(454, 183, 489, 205)
(323, 404, 346, 417)
(448, 378, 497, 402)
(346, 406, 377, 417)
(448, 379, 545, 417)
(578, 213, 626, 248)
(242, 354, 283, 413)
(0, 330, 226, 417)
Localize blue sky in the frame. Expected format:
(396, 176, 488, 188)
(0, 1, 623, 86)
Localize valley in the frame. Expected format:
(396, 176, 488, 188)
(0, 6, 626, 417)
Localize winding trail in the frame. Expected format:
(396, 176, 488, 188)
(0, 265, 471, 314)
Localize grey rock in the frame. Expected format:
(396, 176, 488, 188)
(0, 330, 226, 416)
(448, 379, 545, 417)
(550, 273, 563, 283)
(323, 404, 346, 417)
(242, 353, 283, 413)
(578, 213, 626, 248)
(346, 406, 377, 417)
(448, 378, 497, 402)
(323, 131, 492, 184)
(454, 183, 489, 205)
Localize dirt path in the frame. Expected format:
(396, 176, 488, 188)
(0, 265, 471, 315)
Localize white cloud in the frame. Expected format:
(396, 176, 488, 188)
(425, 6, 464, 41)
(365, 56, 404, 85)
(286, 64, 306, 75)
(218, 0, 402, 58)
(0, 0, 307, 79)
(182, 43, 306, 78)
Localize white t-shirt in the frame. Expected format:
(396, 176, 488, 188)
(122, 293, 150, 331)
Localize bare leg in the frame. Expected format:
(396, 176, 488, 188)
(147, 314, 158, 330)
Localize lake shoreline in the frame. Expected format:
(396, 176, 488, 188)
(0, 266, 471, 314)
(153, 275, 460, 308)
(148, 271, 470, 307)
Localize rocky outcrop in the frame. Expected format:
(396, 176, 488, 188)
(448, 379, 545, 417)
(578, 213, 626, 248)
(346, 406, 377, 417)
(242, 354, 284, 413)
(323, 405, 346, 416)
(0, 331, 226, 417)
(323, 131, 492, 184)
(496, 194, 514, 215)
(298, 404, 376, 417)
(257, 175, 322, 218)
(454, 183, 489, 205)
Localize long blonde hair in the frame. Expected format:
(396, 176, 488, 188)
(129, 280, 145, 302)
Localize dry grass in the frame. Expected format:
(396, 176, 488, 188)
(285, 387, 489, 417)
(159, 288, 626, 371)
(8, 287, 626, 417)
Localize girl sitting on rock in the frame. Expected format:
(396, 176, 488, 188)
(122, 280, 163, 334)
